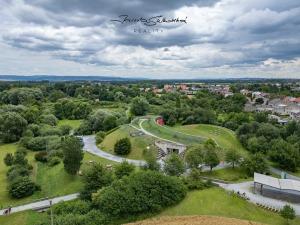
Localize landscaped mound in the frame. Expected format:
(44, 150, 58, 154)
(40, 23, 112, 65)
(127, 215, 265, 225)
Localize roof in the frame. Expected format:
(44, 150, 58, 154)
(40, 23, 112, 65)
(254, 173, 300, 192)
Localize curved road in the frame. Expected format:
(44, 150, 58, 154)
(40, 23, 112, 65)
(82, 135, 146, 166)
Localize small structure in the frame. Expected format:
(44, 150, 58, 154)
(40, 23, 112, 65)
(156, 117, 165, 126)
(254, 173, 300, 203)
(155, 140, 186, 158)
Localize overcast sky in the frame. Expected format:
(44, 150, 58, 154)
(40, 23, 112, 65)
(0, 0, 299, 79)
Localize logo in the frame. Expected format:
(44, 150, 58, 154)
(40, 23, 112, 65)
(111, 15, 187, 34)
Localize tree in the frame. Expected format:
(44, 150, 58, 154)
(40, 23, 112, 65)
(164, 154, 185, 176)
(93, 171, 187, 217)
(39, 114, 58, 126)
(0, 112, 28, 143)
(9, 177, 38, 198)
(269, 139, 300, 172)
(80, 163, 113, 200)
(103, 115, 117, 131)
(280, 205, 295, 224)
(60, 124, 72, 135)
(204, 148, 219, 171)
(225, 149, 242, 168)
(115, 161, 135, 179)
(130, 97, 149, 116)
(241, 153, 269, 176)
(114, 138, 131, 155)
(4, 153, 14, 166)
(62, 136, 84, 175)
(143, 151, 160, 171)
(185, 145, 204, 169)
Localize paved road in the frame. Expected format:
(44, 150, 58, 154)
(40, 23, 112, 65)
(0, 193, 78, 216)
(82, 135, 146, 166)
(218, 181, 300, 215)
(270, 167, 300, 181)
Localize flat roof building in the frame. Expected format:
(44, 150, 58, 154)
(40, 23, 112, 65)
(254, 173, 300, 203)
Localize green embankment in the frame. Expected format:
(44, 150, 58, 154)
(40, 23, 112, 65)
(100, 125, 157, 160)
(159, 187, 300, 225)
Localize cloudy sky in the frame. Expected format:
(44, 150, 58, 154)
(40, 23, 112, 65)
(0, 0, 300, 79)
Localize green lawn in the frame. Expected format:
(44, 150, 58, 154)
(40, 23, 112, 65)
(171, 124, 247, 156)
(0, 142, 117, 209)
(100, 125, 157, 160)
(202, 168, 251, 182)
(57, 119, 82, 130)
(0, 210, 46, 225)
(140, 118, 204, 146)
(159, 187, 300, 225)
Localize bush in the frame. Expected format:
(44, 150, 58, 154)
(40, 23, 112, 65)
(51, 200, 91, 215)
(95, 131, 106, 144)
(115, 161, 135, 179)
(9, 177, 38, 198)
(4, 153, 14, 166)
(48, 156, 61, 167)
(60, 125, 72, 135)
(93, 171, 187, 217)
(7, 165, 30, 182)
(114, 138, 131, 155)
(35, 151, 48, 163)
(39, 114, 58, 126)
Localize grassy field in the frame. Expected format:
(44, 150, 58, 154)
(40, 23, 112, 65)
(0, 144, 38, 208)
(100, 125, 157, 160)
(57, 119, 82, 130)
(0, 210, 47, 225)
(171, 124, 247, 156)
(140, 118, 204, 146)
(0, 142, 117, 209)
(159, 187, 300, 225)
(202, 168, 251, 182)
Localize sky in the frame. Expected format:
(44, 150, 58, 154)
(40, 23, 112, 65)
(0, 0, 300, 79)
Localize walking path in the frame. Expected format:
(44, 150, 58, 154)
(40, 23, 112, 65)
(218, 181, 300, 215)
(82, 135, 146, 166)
(0, 193, 78, 216)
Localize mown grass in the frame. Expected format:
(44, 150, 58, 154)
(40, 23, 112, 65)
(57, 119, 82, 130)
(0, 142, 117, 209)
(0, 210, 47, 225)
(100, 125, 157, 160)
(140, 118, 204, 146)
(159, 187, 300, 225)
(201, 168, 251, 182)
(171, 124, 247, 156)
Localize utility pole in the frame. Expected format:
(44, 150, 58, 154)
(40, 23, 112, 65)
(50, 199, 53, 225)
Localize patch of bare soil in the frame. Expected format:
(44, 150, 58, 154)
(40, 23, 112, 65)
(126, 215, 265, 225)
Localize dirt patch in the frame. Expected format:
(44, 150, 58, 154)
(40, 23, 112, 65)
(126, 215, 265, 225)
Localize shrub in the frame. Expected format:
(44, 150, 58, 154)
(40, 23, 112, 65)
(7, 166, 30, 182)
(51, 200, 91, 215)
(39, 114, 58, 126)
(35, 151, 48, 163)
(93, 171, 187, 217)
(60, 125, 72, 135)
(9, 177, 38, 198)
(80, 163, 113, 200)
(4, 153, 14, 166)
(48, 157, 61, 167)
(95, 131, 106, 144)
(115, 161, 135, 179)
(114, 138, 131, 155)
